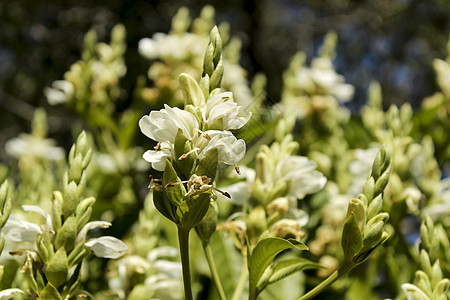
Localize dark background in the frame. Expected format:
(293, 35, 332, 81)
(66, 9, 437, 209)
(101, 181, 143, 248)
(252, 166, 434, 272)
(1, 0, 449, 155)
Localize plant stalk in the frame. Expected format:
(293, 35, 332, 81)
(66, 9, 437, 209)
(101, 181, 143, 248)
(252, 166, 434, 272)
(299, 263, 353, 300)
(231, 254, 248, 300)
(178, 228, 193, 300)
(203, 242, 227, 300)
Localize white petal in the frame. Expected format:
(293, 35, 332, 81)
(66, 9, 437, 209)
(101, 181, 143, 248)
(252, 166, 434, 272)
(163, 105, 198, 139)
(3, 216, 42, 242)
(401, 284, 431, 300)
(142, 143, 173, 171)
(76, 221, 112, 243)
(0, 288, 24, 300)
(22, 205, 52, 231)
(199, 131, 245, 165)
(147, 246, 178, 262)
(139, 110, 178, 143)
(85, 236, 128, 259)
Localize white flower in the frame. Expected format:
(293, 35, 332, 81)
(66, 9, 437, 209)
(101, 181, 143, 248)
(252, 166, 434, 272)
(277, 156, 327, 199)
(5, 134, 65, 161)
(139, 33, 207, 62)
(2, 215, 42, 243)
(44, 80, 74, 105)
(76, 221, 112, 244)
(142, 142, 175, 171)
(139, 104, 198, 144)
(196, 130, 246, 165)
(85, 236, 128, 259)
(202, 92, 251, 130)
(219, 166, 255, 205)
(401, 283, 430, 300)
(0, 288, 24, 300)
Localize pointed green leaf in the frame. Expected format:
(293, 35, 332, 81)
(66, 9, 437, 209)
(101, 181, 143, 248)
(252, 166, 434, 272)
(45, 248, 68, 288)
(179, 73, 205, 107)
(178, 193, 211, 231)
(195, 148, 218, 181)
(248, 237, 308, 298)
(153, 190, 177, 224)
(163, 160, 185, 206)
(268, 257, 323, 285)
(40, 282, 62, 300)
(341, 213, 363, 259)
(257, 257, 322, 292)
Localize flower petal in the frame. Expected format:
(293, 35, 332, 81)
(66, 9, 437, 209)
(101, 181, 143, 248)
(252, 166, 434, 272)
(85, 236, 128, 259)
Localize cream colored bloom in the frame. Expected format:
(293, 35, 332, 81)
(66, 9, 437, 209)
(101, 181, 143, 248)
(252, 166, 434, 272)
(139, 104, 198, 144)
(5, 134, 65, 161)
(202, 92, 251, 130)
(196, 130, 246, 165)
(0, 288, 24, 300)
(85, 236, 128, 259)
(277, 156, 327, 199)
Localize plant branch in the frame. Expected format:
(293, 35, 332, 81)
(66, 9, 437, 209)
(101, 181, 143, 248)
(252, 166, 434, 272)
(178, 228, 193, 300)
(203, 242, 227, 300)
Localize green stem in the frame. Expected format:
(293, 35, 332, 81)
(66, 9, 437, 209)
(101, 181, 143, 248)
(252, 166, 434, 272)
(203, 242, 227, 300)
(232, 255, 248, 300)
(299, 263, 353, 300)
(178, 228, 193, 300)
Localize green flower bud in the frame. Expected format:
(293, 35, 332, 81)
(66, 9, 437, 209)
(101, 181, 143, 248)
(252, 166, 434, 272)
(63, 181, 79, 218)
(56, 216, 77, 252)
(366, 194, 383, 220)
(0, 180, 12, 228)
(68, 154, 83, 183)
(346, 198, 366, 232)
(431, 261, 443, 287)
(0, 232, 5, 254)
(366, 212, 389, 228)
(179, 73, 205, 107)
(37, 231, 54, 265)
(374, 167, 390, 196)
(247, 206, 267, 247)
(67, 243, 89, 268)
(363, 177, 375, 202)
(341, 213, 363, 260)
(75, 197, 96, 231)
(199, 74, 210, 100)
(51, 191, 63, 232)
(419, 250, 433, 277)
(210, 58, 224, 90)
(45, 248, 68, 288)
(195, 201, 218, 245)
(360, 221, 384, 253)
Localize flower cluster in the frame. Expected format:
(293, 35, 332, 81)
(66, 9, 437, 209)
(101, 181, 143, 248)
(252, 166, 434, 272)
(139, 91, 249, 172)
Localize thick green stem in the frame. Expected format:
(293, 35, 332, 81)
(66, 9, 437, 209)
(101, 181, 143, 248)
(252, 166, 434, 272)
(203, 242, 227, 300)
(299, 263, 353, 300)
(178, 228, 193, 300)
(232, 255, 248, 300)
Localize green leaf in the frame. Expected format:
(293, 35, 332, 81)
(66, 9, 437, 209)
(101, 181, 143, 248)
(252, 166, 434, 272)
(195, 148, 218, 181)
(45, 248, 68, 288)
(163, 160, 185, 206)
(152, 190, 176, 223)
(177, 193, 211, 231)
(268, 258, 323, 286)
(40, 282, 62, 300)
(179, 73, 205, 107)
(341, 213, 363, 260)
(248, 237, 308, 299)
(209, 231, 242, 297)
(173, 129, 195, 180)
